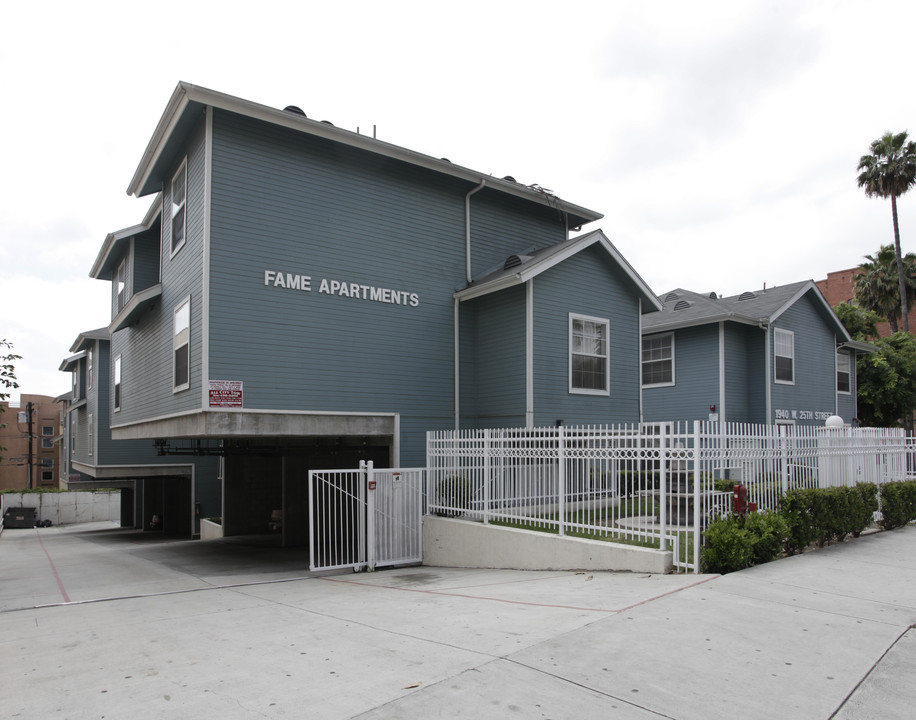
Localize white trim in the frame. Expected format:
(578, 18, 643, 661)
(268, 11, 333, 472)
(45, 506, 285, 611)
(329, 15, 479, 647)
(526, 280, 534, 427)
(201, 108, 213, 410)
(109, 406, 401, 431)
(569, 312, 610, 396)
(641, 331, 675, 388)
(113, 354, 122, 413)
(638, 298, 643, 423)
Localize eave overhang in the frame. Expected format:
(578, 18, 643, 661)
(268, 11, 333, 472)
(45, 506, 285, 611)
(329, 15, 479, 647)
(838, 340, 878, 354)
(109, 284, 163, 333)
(454, 229, 661, 311)
(90, 195, 162, 280)
(128, 82, 603, 229)
(59, 351, 86, 372)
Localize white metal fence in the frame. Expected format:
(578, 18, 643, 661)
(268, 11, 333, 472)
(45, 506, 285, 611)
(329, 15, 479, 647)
(426, 422, 910, 572)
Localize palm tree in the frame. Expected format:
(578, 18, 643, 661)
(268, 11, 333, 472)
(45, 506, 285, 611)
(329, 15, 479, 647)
(857, 131, 916, 332)
(853, 245, 916, 332)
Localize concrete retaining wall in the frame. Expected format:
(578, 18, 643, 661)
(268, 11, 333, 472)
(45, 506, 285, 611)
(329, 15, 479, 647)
(1, 491, 120, 527)
(423, 516, 673, 574)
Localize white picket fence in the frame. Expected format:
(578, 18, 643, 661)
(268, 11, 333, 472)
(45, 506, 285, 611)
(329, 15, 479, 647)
(426, 422, 910, 572)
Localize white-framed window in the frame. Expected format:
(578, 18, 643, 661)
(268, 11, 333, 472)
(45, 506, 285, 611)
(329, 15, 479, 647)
(116, 259, 127, 311)
(173, 297, 191, 392)
(41, 457, 54, 467)
(87, 349, 93, 390)
(170, 159, 187, 255)
(88, 413, 94, 456)
(837, 351, 851, 394)
(41, 471, 53, 484)
(42, 425, 53, 436)
(774, 328, 794, 384)
(569, 313, 610, 395)
(72, 368, 78, 399)
(114, 354, 122, 411)
(642, 333, 674, 387)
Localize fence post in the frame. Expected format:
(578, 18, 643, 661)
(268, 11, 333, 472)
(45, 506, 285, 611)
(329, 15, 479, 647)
(780, 425, 790, 496)
(365, 460, 376, 572)
(693, 420, 701, 571)
(483, 428, 491, 525)
(658, 423, 667, 550)
(558, 425, 566, 536)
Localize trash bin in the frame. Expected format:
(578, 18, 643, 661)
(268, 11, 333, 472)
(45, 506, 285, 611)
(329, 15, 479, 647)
(3, 507, 37, 528)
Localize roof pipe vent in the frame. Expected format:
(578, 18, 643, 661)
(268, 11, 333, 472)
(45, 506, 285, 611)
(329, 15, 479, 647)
(283, 105, 306, 116)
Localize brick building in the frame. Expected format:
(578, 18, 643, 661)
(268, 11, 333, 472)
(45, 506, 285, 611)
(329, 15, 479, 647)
(0, 394, 61, 491)
(816, 267, 916, 337)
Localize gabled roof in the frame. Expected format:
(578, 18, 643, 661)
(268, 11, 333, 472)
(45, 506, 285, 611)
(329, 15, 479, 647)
(69, 328, 110, 354)
(127, 82, 602, 229)
(454, 229, 662, 312)
(642, 280, 852, 341)
(90, 195, 162, 280)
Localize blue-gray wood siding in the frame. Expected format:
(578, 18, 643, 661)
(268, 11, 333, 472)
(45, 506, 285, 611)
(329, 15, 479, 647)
(532, 245, 642, 425)
(460, 286, 527, 428)
(642, 324, 720, 423)
(770, 292, 839, 425)
(724, 323, 766, 424)
(206, 111, 569, 465)
(112, 116, 207, 426)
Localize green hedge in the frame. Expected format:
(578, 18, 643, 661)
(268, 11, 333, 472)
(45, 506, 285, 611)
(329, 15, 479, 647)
(780, 484, 878, 554)
(878, 480, 916, 530)
(701, 511, 788, 573)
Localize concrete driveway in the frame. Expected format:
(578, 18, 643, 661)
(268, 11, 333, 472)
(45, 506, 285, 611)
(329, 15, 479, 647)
(1, 521, 914, 719)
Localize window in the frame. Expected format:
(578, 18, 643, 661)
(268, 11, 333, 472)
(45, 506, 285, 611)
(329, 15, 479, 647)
(116, 260, 126, 311)
(42, 425, 53, 436)
(41, 437, 54, 449)
(837, 351, 851, 394)
(88, 413, 94, 456)
(41, 471, 53, 484)
(41, 458, 54, 467)
(173, 298, 190, 391)
(171, 160, 187, 254)
(774, 329, 794, 384)
(114, 355, 122, 410)
(72, 368, 78, 399)
(570, 314, 609, 394)
(642, 333, 674, 386)
(87, 349, 93, 389)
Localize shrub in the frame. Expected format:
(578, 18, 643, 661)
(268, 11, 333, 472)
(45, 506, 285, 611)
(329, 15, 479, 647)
(433, 474, 474, 517)
(878, 480, 916, 530)
(780, 483, 880, 553)
(742, 510, 789, 565)
(701, 515, 755, 574)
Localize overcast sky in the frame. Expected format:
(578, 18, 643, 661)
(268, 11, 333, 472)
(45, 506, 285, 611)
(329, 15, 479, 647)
(2, 0, 914, 398)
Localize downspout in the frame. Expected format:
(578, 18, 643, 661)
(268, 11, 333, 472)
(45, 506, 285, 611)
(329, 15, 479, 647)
(760, 320, 771, 424)
(638, 298, 643, 423)
(465, 179, 486, 284)
(454, 297, 460, 430)
(718, 322, 726, 422)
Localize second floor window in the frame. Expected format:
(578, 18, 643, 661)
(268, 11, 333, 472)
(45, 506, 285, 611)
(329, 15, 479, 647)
(837, 351, 851, 393)
(171, 160, 187, 254)
(775, 329, 795, 384)
(114, 355, 122, 410)
(642, 333, 674, 386)
(570, 314, 610, 395)
(174, 298, 190, 391)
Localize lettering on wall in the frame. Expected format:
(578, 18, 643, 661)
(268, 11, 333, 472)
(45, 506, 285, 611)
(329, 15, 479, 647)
(263, 270, 419, 307)
(775, 409, 833, 421)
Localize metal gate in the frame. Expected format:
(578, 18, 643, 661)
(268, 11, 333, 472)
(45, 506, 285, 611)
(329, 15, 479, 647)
(308, 461, 425, 572)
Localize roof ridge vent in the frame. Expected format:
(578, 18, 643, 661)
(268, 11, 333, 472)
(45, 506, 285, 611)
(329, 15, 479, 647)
(503, 254, 533, 270)
(738, 291, 757, 301)
(664, 292, 680, 303)
(673, 300, 692, 311)
(709, 292, 718, 299)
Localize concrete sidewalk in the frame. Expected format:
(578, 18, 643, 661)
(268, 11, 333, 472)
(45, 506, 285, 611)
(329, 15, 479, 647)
(0, 522, 914, 719)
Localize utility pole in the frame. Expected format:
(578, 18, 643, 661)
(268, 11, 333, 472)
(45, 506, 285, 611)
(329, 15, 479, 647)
(25, 401, 33, 490)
